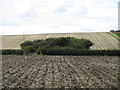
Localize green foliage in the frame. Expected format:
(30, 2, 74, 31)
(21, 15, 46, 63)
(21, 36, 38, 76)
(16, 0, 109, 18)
(69, 38, 93, 49)
(1, 49, 120, 56)
(36, 47, 46, 55)
(22, 46, 34, 55)
(108, 32, 120, 41)
(109, 30, 120, 37)
(42, 48, 120, 56)
(20, 41, 33, 49)
(55, 37, 71, 46)
(1, 50, 23, 55)
(32, 40, 44, 50)
(112, 32, 120, 37)
(44, 46, 79, 55)
(20, 37, 94, 55)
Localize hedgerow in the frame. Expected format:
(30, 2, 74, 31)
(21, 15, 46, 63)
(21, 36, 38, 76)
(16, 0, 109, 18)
(41, 47, 120, 56)
(1, 49, 23, 55)
(1, 49, 120, 56)
(20, 37, 94, 55)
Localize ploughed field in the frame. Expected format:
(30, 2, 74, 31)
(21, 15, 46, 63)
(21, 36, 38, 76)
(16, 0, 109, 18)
(1, 32, 119, 50)
(2, 55, 118, 88)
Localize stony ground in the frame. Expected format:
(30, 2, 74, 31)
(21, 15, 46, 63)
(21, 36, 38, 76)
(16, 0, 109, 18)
(2, 55, 118, 89)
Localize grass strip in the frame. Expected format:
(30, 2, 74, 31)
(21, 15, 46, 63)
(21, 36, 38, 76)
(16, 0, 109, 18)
(107, 32, 120, 41)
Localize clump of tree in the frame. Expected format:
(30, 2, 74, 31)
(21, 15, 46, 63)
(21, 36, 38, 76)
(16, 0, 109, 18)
(20, 37, 94, 55)
(110, 30, 115, 32)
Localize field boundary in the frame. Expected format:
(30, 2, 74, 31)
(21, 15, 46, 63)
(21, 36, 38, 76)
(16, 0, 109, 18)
(1, 49, 120, 56)
(107, 32, 120, 41)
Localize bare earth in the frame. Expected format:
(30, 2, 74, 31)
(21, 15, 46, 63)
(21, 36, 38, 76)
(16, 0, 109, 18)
(2, 55, 118, 89)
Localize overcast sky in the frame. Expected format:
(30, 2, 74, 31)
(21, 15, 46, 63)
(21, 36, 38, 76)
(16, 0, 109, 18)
(0, 0, 119, 35)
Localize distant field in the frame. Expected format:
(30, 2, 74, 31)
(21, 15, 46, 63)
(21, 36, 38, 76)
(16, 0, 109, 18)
(0, 32, 119, 50)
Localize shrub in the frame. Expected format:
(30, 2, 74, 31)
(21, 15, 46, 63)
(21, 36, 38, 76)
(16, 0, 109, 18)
(20, 41, 33, 49)
(32, 39, 44, 50)
(55, 37, 71, 46)
(22, 46, 34, 55)
(20, 37, 94, 55)
(36, 47, 46, 55)
(69, 38, 93, 49)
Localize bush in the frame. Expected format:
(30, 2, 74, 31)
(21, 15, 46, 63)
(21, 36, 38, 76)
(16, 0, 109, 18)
(22, 46, 35, 55)
(36, 47, 46, 55)
(55, 37, 71, 46)
(69, 38, 93, 49)
(20, 41, 33, 49)
(20, 37, 94, 55)
(32, 39, 44, 50)
(19, 37, 120, 56)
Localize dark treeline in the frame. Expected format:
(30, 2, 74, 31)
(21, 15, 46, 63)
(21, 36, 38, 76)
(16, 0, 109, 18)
(1, 49, 23, 55)
(1, 49, 120, 56)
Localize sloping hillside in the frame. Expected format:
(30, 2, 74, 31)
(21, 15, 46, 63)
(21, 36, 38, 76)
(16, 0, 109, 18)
(1, 32, 119, 50)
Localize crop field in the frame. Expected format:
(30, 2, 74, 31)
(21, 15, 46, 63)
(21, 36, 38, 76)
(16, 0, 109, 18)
(1, 32, 119, 50)
(2, 55, 118, 88)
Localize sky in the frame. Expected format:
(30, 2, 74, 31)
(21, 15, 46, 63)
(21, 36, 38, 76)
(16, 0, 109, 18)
(0, 0, 119, 35)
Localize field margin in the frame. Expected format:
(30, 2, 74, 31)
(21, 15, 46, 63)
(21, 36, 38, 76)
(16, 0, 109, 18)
(107, 32, 120, 41)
